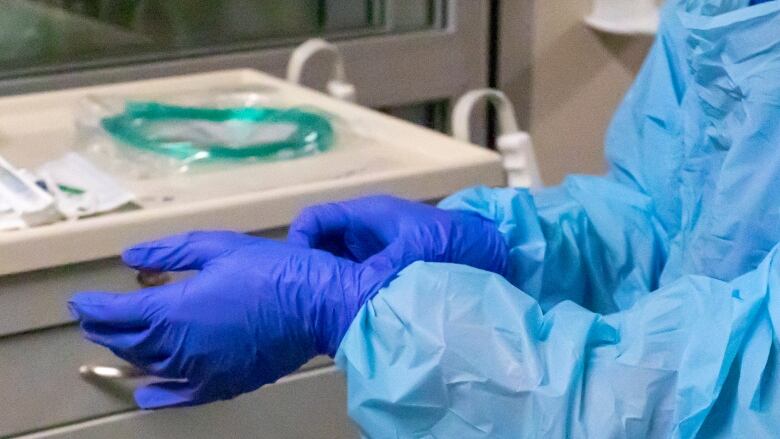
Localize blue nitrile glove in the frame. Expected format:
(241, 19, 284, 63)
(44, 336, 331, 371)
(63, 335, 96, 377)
(287, 195, 508, 276)
(68, 231, 394, 409)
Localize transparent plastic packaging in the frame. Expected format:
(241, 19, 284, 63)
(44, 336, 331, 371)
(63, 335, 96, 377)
(37, 152, 136, 220)
(0, 155, 59, 228)
(75, 87, 343, 178)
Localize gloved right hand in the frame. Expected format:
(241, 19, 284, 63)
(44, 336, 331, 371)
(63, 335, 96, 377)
(68, 231, 395, 409)
(287, 195, 508, 276)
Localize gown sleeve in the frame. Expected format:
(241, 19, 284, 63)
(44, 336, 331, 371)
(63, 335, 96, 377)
(437, 2, 691, 314)
(336, 247, 780, 438)
(439, 181, 667, 314)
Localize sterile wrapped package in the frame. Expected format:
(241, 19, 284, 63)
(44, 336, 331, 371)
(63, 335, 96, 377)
(37, 152, 136, 219)
(0, 194, 24, 231)
(0, 155, 59, 228)
(74, 87, 348, 178)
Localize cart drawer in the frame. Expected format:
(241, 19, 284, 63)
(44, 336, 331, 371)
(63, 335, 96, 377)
(0, 228, 288, 338)
(18, 368, 354, 439)
(0, 324, 333, 438)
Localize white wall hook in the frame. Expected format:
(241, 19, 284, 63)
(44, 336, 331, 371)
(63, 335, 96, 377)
(287, 39, 357, 102)
(452, 89, 543, 189)
(584, 0, 660, 36)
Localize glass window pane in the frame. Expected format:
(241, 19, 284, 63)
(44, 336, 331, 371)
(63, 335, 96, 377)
(0, 0, 443, 79)
(388, 0, 445, 32)
(323, 0, 380, 32)
(382, 100, 449, 133)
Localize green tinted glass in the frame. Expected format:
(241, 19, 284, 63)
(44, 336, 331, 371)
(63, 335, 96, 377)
(382, 100, 449, 133)
(0, 0, 444, 78)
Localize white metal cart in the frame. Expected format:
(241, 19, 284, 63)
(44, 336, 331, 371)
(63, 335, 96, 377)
(0, 69, 502, 438)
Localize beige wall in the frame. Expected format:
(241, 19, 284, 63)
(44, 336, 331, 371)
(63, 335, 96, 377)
(500, 1, 654, 184)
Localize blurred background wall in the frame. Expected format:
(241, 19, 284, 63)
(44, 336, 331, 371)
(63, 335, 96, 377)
(500, 0, 654, 184)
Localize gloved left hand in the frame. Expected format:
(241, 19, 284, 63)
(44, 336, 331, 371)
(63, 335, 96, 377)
(68, 231, 395, 409)
(287, 195, 508, 275)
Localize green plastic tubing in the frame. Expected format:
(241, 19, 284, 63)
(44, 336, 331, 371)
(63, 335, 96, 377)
(100, 101, 335, 161)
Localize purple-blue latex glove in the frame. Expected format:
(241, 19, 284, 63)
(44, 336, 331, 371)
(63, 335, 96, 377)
(68, 231, 394, 409)
(287, 195, 508, 276)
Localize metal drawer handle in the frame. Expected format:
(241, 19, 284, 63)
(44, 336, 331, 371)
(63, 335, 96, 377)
(79, 364, 147, 380)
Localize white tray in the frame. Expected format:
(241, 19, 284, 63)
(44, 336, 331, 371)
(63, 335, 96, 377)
(0, 69, 503, 275)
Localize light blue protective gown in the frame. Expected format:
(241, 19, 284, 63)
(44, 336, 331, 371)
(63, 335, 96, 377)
(336, 0, 780, 437)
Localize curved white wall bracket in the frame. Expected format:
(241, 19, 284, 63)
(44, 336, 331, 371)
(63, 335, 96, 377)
(584, 0, 660, 36)
(286, 38, 357, 102)
(452, 89, 543, 189)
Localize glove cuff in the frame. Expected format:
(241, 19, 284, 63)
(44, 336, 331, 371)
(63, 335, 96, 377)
(447, 210, 510, 277)
(309, 254, 400, 357)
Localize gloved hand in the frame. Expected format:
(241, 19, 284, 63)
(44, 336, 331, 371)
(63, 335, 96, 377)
(68, 231, 394, 409)
(287, 195, 508, 275)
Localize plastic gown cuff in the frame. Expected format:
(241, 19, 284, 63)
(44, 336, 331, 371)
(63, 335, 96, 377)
(438, 185, 547, 290)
